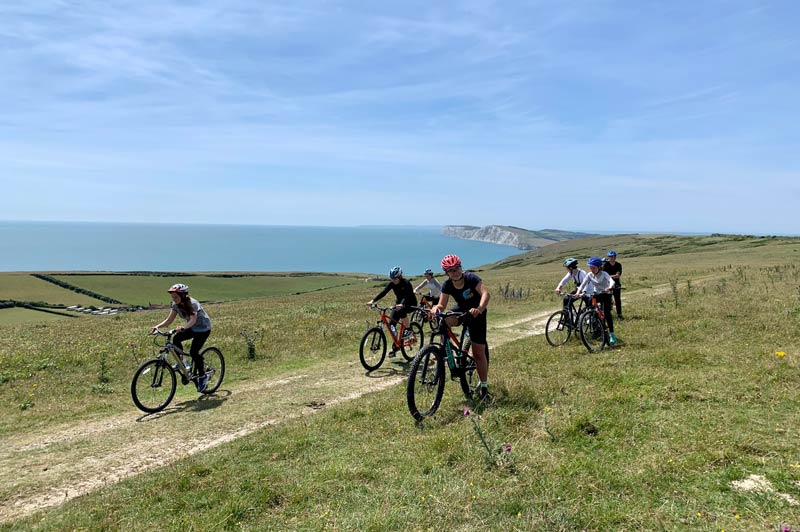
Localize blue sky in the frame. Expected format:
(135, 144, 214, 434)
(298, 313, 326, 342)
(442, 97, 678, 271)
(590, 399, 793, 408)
(1, 1, 798, 234)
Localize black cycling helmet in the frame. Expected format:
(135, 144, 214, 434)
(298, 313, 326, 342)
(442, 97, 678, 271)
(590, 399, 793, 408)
(563, 257, 578, 269)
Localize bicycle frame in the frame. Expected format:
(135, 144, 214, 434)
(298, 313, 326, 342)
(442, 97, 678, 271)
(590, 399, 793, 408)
(372, 306, 409, 350)
(153, 330, 193, 380)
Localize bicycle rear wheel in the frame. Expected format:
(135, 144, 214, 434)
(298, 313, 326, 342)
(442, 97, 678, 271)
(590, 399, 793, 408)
(579, 310, 607, 352)
(458, 345, 490, 399)
(198, 347, 225, 394)
(400, 322, 424, 361)
(407, 345, 445, 421)
(131, 359, 176, 413)
(359, 327, 387, 371)
(545, 310, 572, 346)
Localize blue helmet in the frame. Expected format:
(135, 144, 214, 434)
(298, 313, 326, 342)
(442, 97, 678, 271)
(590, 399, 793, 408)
(389, 266, 403, 279)
(587, 257, 603, 267)
(424, 268, 433, 275)
(607, 250, 617, 257)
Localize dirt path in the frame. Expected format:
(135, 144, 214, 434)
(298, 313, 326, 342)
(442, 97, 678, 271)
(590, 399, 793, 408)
(1, 283, 669, 523)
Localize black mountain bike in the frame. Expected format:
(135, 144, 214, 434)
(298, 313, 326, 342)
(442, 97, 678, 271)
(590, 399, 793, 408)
(131, 329, 225, 413)
(545, 294, 587, 346)
(578, 294, 611, 352)
(406, 311, 489, 421)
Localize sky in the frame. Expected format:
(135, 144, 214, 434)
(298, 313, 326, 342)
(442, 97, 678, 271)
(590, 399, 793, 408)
(1, 1, 799, 235)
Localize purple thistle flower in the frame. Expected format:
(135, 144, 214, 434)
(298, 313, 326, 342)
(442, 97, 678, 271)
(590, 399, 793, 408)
(503, 444, 512, 453)
(463, 409, 471, 416)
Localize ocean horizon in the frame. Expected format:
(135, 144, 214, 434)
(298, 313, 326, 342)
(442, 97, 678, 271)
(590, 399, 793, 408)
(0, 221, 523, 274)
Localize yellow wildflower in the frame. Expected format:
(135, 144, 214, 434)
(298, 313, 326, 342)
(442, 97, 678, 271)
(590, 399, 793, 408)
(776, 351, 786, 357)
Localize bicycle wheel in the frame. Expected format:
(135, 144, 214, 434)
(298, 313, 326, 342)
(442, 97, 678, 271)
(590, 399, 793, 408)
(359, 327, 387, 371)
(427, 315, 440, 332)
(410, 309, 424, 327)
(400, 322, 424, 361)
(198, 347, 225, 394)
(407, 345, 445, 421)
(458, 344, 490, 399)
(545, 310, 572, 346)
(579, 310, 607, 352)
(131, 359, 176, 413)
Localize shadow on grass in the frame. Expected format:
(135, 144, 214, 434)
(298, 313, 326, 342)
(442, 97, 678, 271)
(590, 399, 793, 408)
(135, 389, 231, 422)
(364, 361, 410, 379)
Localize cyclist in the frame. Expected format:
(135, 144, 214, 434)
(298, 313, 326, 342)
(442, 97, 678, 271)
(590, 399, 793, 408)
(367, 267, 418, 354)
(151, 283, 212, 391)
(576, 257, 618, 345)
(554, 257, 588, 311)
(603, 250, 623, 320)
(430, 254, 491, 399)
(414, 268, 442, 307)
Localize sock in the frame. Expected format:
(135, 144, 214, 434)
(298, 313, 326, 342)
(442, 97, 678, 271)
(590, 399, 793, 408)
(480, 381, 488, 388)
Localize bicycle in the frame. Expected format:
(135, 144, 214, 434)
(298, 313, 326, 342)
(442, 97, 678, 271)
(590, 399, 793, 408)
(545, 293, 587, 346)
(359, 305, 425, 371)
(410, 294, 440, 332)
(406, 311, 490, 421)
(131, 329, 226, 413)
(578, 293, 612, 352)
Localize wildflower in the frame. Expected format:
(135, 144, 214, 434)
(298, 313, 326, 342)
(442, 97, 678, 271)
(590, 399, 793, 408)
(543, 406, 552, 413)
(776, 351, 786, 357)
(734, 514, 740, 519)
(503, 444, 512, 453)
(463, 409, 471, 416)
(517, 512, 522, 518)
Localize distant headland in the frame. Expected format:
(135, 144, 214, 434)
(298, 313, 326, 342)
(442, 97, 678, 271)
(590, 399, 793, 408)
(442, 225, 595, 250)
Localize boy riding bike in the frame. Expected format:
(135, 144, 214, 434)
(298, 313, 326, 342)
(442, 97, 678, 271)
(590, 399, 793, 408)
(576, 257, 618, 345)
(429, 254, 491, 399)
(554, 257, 588, 310)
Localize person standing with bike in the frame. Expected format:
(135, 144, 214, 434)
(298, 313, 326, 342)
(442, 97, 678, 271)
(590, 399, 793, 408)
(576, 257, 618, 345)
(414, 268, 442, 306)
(151, 283, 212, 392)
(430, 254, 491, 399)
(555, 257, 588, 309)
(367, 267, 418, 349)
(603, 250, 623, 320)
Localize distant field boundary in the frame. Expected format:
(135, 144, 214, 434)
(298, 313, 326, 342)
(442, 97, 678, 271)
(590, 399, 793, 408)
(47, 271, 357, 278)
(0, 300, 78, 318)
(30, 274, 125, 305)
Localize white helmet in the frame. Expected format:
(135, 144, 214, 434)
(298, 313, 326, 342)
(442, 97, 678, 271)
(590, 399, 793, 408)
(168, 283, 189, 293)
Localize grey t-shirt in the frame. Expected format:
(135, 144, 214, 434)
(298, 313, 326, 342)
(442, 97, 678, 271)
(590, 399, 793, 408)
(172, 297, 212, 332)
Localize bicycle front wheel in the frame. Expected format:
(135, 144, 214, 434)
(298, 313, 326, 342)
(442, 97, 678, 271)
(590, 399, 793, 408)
(579, 310, 607, 352)
(407, 345, 445, 421)
(131, 359, 176, 413)
(199, 347, 225, 394)
(359, 327, 387, 371)
(400, 322, 424, 361)
(545, 310, 572, 346)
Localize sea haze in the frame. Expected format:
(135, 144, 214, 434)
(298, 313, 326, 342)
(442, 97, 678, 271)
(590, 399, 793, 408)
(0, 222, 522, 274)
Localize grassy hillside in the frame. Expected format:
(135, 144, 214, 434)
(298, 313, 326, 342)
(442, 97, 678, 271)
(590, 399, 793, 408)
(2, 234, 800, 530)
(0, 273, 107, 306)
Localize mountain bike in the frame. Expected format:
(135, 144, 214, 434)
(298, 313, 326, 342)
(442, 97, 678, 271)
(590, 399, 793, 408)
(578, 293, 611, 352)
(545, 294, 587, 346)
(406, 311, 490, 421)
(410, 294, 440, 332)
(131, 329, 225, 413)
(359, 305, 425, 371)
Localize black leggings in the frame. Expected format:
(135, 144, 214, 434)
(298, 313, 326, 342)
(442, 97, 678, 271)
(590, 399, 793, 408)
(611, 287, 622, 317)
(173, 329, 211, 375)
(593, 293, 614, 333)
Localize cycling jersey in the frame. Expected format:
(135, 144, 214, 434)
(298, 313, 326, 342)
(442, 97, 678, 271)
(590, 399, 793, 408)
(577, 270, 615, 297)
(414, 277, 442, 297)
(171, 297, 212, 332)
(557, 269, 587, 291)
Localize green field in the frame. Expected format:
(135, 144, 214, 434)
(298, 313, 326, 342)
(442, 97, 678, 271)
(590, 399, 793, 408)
(2, 234, 800, 530)
(0, 273, 107, 306)
(49, 273, 366, 307)
(0, 307, 76, 325)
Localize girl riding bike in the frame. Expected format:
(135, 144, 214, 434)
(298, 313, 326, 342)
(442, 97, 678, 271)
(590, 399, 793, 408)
(429, 254, 491, 399)
(555, 257, 589, 310)
(151, 283, 213, 391)
(367, 267, 418, 350)
(414, 268, 442, 306)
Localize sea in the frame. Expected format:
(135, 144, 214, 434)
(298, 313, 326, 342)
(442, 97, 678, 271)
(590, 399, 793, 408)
(0, 221, 523, 275)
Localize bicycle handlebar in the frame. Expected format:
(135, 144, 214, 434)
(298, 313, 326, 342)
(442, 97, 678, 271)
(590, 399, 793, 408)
(151, 328, 176, 337)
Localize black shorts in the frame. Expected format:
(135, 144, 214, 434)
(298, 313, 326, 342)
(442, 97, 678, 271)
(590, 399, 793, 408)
(454, 307, 487, 345)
